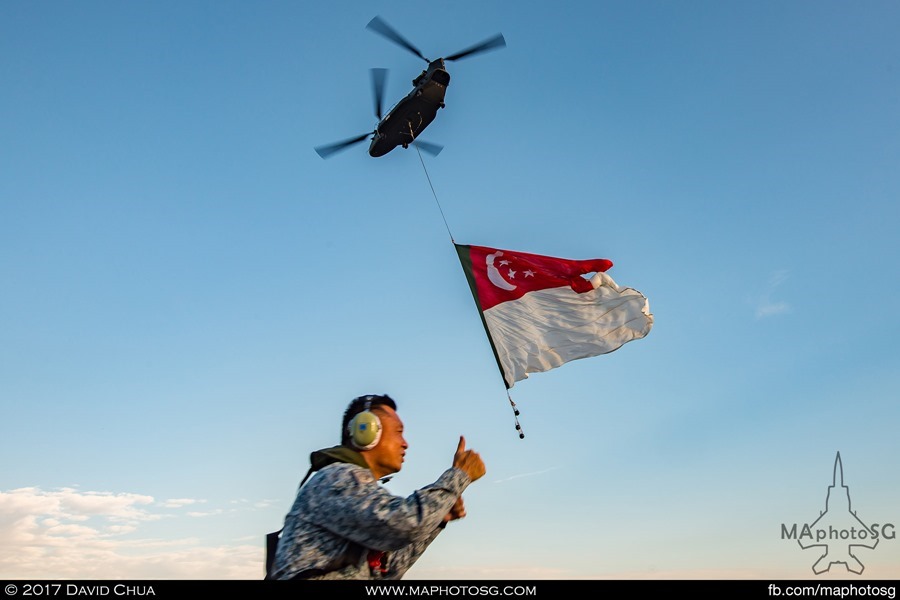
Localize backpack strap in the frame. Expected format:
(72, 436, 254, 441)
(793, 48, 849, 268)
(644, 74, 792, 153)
(264, 466, 315, 580)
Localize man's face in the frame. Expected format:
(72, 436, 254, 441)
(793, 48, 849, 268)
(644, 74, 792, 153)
(368, 406, 408, 478)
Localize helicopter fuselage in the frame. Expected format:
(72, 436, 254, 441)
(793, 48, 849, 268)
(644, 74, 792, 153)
(369, 59, 450, 157)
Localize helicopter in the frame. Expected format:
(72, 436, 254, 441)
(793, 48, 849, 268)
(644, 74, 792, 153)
(314, 16, 506, 159)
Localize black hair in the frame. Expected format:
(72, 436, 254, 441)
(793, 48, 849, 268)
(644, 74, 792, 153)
(341, 394, 397, 446)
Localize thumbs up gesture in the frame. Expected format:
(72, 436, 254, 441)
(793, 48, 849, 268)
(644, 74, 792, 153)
(452, 436, 486, 482)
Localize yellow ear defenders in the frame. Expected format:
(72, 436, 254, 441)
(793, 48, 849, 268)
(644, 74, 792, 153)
(348, 399, 382, 450)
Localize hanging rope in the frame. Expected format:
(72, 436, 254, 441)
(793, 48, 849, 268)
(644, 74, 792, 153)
(508, 392, 525, 439)
(412, 133, 454, 243)
(412, 125, 525, 440)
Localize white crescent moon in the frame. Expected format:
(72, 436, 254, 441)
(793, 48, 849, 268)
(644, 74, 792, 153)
(486, 251, 517, 291)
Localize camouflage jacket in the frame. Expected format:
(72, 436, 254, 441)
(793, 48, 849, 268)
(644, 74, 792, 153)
(271, 446, 471, 580)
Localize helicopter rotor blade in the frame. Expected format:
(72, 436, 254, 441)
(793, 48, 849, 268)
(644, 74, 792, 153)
(314, 133, 372, 159)
(366, 16, 428, 62)
(370, 68, 388, 120)
(444, 33, 507, 62)
(414, 139, 444, 157)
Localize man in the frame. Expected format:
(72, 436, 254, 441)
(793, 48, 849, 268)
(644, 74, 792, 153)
(270, 394, 486, 580)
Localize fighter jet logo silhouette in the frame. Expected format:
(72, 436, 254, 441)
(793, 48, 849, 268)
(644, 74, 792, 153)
(798, 452, 878, 574)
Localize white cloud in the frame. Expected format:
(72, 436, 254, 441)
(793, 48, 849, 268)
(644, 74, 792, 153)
(754, 269, 791, 319)
(186, 509, 229, 518)
(492, 467, 561, 484)
(756, 301, 790, 318)
(0, 487, 263, 579)
(160, 498, 205, 509)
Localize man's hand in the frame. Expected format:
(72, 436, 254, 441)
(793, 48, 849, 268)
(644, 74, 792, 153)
(452, 436, 486, 482)
(443, 497, 466, 525)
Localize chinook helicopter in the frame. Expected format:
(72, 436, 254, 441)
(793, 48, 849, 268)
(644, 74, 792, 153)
(314, 16, 506, 159)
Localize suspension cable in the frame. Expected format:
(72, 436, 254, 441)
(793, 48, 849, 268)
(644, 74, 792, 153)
(412, 131, 454, 243)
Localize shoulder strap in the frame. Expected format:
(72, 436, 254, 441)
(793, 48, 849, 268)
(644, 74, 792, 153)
(264, 466, 316, 580)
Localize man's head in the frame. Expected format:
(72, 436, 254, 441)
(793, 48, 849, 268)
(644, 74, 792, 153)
(342, 394, 407, 479)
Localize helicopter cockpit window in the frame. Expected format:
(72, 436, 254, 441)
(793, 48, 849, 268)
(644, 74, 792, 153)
(430, 70, 450, 86)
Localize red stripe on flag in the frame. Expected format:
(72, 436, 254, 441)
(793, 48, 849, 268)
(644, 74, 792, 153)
(465, 245, 613, 311)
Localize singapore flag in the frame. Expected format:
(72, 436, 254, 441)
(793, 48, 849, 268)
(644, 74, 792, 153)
(455, 244, 654, 389)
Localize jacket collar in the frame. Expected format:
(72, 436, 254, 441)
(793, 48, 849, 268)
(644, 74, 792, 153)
(309, 445, 369, 471)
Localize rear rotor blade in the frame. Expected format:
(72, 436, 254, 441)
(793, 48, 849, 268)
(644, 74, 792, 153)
(366, 16, 428, 62)
(314, 133, 371, 159)
(414, 140, 444, 157)
(371, 68, 388, 120)
(445, 33, 506, 62)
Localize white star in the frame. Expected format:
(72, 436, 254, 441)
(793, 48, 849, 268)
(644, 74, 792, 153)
(499, 260, 510, 267)
(508, 269, 516, 279)
(523, 270, 535, 278)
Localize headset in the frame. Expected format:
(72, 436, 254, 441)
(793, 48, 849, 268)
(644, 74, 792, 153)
(347, 397, 383, 450)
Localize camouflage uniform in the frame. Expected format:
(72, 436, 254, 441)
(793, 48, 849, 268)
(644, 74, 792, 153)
(272, 446, 471, 580)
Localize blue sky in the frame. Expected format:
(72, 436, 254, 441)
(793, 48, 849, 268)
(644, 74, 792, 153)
(2, 0, 899, 580)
